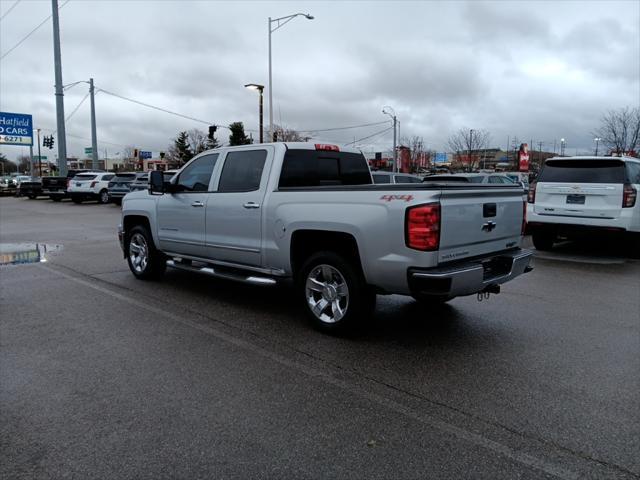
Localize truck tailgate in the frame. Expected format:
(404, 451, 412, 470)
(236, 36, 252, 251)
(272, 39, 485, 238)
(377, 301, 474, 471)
(438, 188, 523, 263)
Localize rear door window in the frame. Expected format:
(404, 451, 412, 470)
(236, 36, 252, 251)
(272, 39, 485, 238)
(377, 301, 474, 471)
(372, 174, 391, 184)
(539, 160, 626, 183)
(218, 150, 267, 192)
(279, 149, 372, 188)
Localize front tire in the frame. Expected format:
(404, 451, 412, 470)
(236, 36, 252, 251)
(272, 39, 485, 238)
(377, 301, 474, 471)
(298, 251, 375, 334)
(126, 225, 166, 280)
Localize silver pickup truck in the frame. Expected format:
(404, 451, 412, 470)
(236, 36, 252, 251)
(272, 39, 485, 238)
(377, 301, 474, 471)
(118, 142, 532, 333)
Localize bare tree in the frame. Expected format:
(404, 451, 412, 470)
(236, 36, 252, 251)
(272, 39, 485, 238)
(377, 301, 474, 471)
(271, 124, 309, 142)
(17, 155, 30, 173)
(447, 128, 491, 170)
(593, 107, 640, 155)
(400, 135, 431, 173)
(187, 128, 209, 154)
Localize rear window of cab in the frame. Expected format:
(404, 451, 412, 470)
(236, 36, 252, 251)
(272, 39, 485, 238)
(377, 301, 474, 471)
(279, 149, 372, 188)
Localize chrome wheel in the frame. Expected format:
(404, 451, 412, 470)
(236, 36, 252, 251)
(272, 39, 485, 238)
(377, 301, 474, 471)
(100, 190, 109, 204)
(128, 233, 148, 274)
(305, 264, 349, 324)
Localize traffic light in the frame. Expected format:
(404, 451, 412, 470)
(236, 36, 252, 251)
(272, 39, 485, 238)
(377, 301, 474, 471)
(159, 151, 165, 159)
(208, 125, 217, 139)
(48, 136, 54, 149)
(43, 136, 49, 148)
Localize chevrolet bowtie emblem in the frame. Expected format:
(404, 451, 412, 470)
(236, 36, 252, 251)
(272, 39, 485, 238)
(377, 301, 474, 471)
(482, 221, 497, 232)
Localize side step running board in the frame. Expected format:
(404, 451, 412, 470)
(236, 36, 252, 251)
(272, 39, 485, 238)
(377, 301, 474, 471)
(167, 260, 277, 286)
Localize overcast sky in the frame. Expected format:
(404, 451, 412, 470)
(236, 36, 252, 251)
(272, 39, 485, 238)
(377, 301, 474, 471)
(1, 0, 639, 162)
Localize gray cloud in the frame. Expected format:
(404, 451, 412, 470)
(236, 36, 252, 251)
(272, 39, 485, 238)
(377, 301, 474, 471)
(1, 0, 638, 162)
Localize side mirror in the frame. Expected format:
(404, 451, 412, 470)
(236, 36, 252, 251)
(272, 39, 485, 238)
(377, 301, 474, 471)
(149, 170, 164, 194)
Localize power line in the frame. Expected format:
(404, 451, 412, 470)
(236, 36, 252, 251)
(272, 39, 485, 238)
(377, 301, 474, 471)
(300, 120, 390, 133)
(0, 0, 21, 21)
(0, 0, 70, 60)
(344, 126, 394, 146)
(97, 88, 216, 126)
(65, 91, 90, 123)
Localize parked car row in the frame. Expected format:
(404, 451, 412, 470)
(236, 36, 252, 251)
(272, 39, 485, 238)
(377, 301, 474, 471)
(8, 169, 178, 205)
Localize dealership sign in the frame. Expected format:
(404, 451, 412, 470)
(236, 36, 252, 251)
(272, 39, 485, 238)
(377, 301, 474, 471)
(518, 143, 529, 172)
(0, 111, 33, 146)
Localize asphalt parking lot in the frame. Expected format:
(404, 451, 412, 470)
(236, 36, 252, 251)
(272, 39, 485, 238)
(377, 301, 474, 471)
(1, 196, 639, 479)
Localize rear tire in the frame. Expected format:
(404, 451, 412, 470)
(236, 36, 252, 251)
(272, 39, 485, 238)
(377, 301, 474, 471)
(125, 225, 166, 280)
(298, 251, 375, 335)
(98, 189, 109, 204)
(532, 229, 555, 251)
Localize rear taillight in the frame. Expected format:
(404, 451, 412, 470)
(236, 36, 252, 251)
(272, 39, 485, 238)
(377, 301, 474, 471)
(406, 203, 440, 251)
(623, 184, 637, 208)
(527, 182, 536, 203)
(522, 200, 526, 235)
(90, 181, 98, 188)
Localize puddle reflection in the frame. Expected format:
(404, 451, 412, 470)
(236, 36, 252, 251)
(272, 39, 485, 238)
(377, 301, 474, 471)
(0, 243, 63, 266)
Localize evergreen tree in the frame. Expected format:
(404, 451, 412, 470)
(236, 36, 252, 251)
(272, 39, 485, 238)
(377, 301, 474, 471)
(174, 131, 193, 165)
(228, 122, 252, 146)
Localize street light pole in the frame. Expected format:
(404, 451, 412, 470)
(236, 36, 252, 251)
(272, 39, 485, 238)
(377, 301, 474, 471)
(382, 106, 398, 172)
(594, 137, 601, 156)
(560, 138, 566, 156)
(268, 13, 314, 142)
(245, 84, 265, 143)
(89, 78, 98, 170)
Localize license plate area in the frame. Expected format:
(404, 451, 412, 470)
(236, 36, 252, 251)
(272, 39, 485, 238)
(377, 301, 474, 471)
(566, 194, 585, 205)
(482, 256, 512, 281)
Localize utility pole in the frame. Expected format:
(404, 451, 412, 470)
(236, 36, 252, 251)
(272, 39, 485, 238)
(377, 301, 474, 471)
(393, 115, 398, 172)
(469, 129, 474, 172)
(51, 0, 67, 176)
(37, 129, 43, 177)
(89, 78, 98, 170)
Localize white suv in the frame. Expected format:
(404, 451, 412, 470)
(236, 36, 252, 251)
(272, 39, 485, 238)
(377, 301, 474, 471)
(67, 172, 114, 204)
(527, 156, 640, 250)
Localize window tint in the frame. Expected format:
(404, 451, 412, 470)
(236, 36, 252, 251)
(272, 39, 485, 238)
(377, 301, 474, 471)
(372, 173, 391, 184)
(115, 173, 136, 181)
(102, 174, 114, 181)
(279, 149, 372, 188)
(626, 162, 640, 183)
(177, 153, 218, 192)
(218, 150, 267, 192)
(488, 176, 511, 184)
(539, 160, 626, 184)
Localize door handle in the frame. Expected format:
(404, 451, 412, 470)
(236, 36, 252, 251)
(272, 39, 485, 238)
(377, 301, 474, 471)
(191, 201, 204, 207)
(243, 202, 260, 209)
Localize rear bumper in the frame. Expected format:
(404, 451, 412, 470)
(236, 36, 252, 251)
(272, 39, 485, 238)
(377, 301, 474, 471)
(527, 207, 635, 232)
(108, 191, 128, 199)
(69, 191, 98, 199)
(408, 249, 533, 298)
